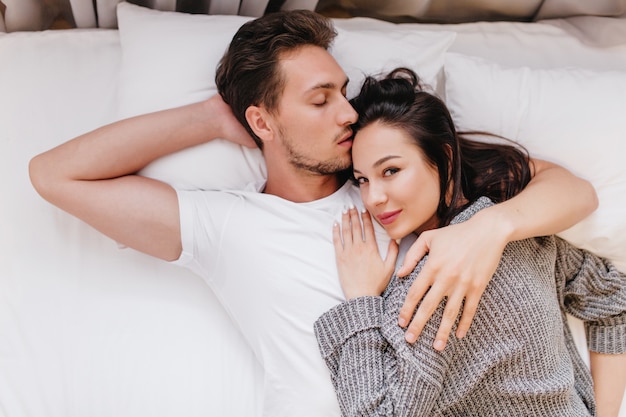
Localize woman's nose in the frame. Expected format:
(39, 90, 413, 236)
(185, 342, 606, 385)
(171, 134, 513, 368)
(365, 182, 387, 207)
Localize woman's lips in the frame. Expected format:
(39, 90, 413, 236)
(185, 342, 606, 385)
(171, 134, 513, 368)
(377, 209, 402, 225)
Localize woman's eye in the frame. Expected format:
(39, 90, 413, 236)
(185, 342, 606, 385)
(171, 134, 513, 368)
(383, 167, 399, 177)
(355, 176, 368, 185)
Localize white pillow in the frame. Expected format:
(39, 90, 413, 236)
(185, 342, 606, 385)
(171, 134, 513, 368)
(444, 52, 626, 272)
(116, 2, 263, 190)
(116, 3, 251, 119)
(331, 26, 456, 99)
(116, 2, 455, 190)
(332, 17, 626, 73)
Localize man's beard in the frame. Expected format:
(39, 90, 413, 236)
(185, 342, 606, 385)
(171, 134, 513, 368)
(281, 130, 351, 176)
(289, 151, 351, 175)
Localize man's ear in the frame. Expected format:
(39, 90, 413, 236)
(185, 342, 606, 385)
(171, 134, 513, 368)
(245, 105, 274, 143)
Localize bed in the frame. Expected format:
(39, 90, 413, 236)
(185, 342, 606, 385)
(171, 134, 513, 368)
(1, 2, 625, 416)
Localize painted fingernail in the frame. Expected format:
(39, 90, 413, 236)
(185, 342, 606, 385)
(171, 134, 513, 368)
(405, 332, 416, 343)
(434, 340, 445, 351)
(398, 317, 407, 327)
(342, 206, 348, 214)
(456, 329, 466, 339)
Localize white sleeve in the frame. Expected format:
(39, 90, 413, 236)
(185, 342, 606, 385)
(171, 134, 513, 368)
(169, 189, 235, 283)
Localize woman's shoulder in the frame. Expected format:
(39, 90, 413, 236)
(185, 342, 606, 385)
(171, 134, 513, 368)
(449, 197, 494, 226)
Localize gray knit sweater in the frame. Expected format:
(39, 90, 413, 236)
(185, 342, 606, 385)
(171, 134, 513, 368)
(314, 197, 626, 417)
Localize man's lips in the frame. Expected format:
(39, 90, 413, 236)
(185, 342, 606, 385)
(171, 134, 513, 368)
(337, 130, 353, 147)
(377, 209, 402, 225)
(338, 138, 353, 148)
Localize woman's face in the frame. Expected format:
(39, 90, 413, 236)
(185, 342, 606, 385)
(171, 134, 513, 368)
(352, 121, 441, 240)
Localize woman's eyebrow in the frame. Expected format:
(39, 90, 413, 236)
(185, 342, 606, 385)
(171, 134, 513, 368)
(353, 155, 401, 174)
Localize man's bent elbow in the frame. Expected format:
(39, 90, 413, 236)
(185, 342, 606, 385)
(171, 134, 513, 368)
(29, 153, 52, 200)
(29, 152, 70, 206)
(580, 178, 599, 218)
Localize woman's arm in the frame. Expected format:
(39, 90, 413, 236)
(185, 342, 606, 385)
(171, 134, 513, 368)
(29, 95, 254, 261)
(314, 296, 444, 417)
(314, 297, 394, 417)
(556, 237, 626, 417)
(316, 209, 442, 416)
(590, 352, 626, 417)
(395, 158, 598, 350)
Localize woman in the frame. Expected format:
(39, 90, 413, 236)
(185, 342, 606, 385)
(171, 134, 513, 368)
(313, 68, 626, 417)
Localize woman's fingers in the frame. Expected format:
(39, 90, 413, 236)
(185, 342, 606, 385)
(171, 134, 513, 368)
(340, 206, 353, 247)
(385, 239, 399, 274)
(332, 221, 343, 254)
(361, 209, 376, 243)
(349, 207, 363, 243)
(337, 206, 370, 249)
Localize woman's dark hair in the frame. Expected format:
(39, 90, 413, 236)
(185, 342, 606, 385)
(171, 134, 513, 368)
(349, 68, 532, 227)
(215, 10, 337, 149)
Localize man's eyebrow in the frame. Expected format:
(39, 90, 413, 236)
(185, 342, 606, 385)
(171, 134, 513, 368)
(308, 77, 350, 92)
(353, 155, 401, 174)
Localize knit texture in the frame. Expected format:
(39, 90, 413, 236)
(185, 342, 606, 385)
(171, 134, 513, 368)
(314, 197, 626, 417)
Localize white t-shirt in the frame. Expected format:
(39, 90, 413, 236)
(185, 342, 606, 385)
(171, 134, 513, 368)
(174, 181, 390, 417)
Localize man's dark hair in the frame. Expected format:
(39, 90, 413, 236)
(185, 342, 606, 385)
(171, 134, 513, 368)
(215, 10, 337, 149)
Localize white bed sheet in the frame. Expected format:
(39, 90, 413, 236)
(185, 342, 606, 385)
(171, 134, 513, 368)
(0, 29, 261, 417)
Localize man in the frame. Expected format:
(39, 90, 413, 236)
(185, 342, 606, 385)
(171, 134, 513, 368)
(29, 10, 597, 417)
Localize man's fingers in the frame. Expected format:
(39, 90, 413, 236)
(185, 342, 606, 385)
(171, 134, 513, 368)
(456, 295, 479, 339)
(398, 277, 432, 332)
(398, 262, 438, 327)
(398, 234, 429, 277)
(432, 293, 464, 351)
(403, 288, 446, 343)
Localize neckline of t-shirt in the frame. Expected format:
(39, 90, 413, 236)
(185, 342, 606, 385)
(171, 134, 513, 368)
(250, 180, 356, 208)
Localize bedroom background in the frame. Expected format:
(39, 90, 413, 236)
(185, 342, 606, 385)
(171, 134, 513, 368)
(1, 0, 626, 32)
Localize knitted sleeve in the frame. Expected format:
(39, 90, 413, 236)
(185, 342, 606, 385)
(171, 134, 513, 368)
(314, 296, 443, 417)
(554, 237, 626, 354)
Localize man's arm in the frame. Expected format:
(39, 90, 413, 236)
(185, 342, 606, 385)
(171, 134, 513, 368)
(395, 158, 598, 350)
(29, 96, 254, 261)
